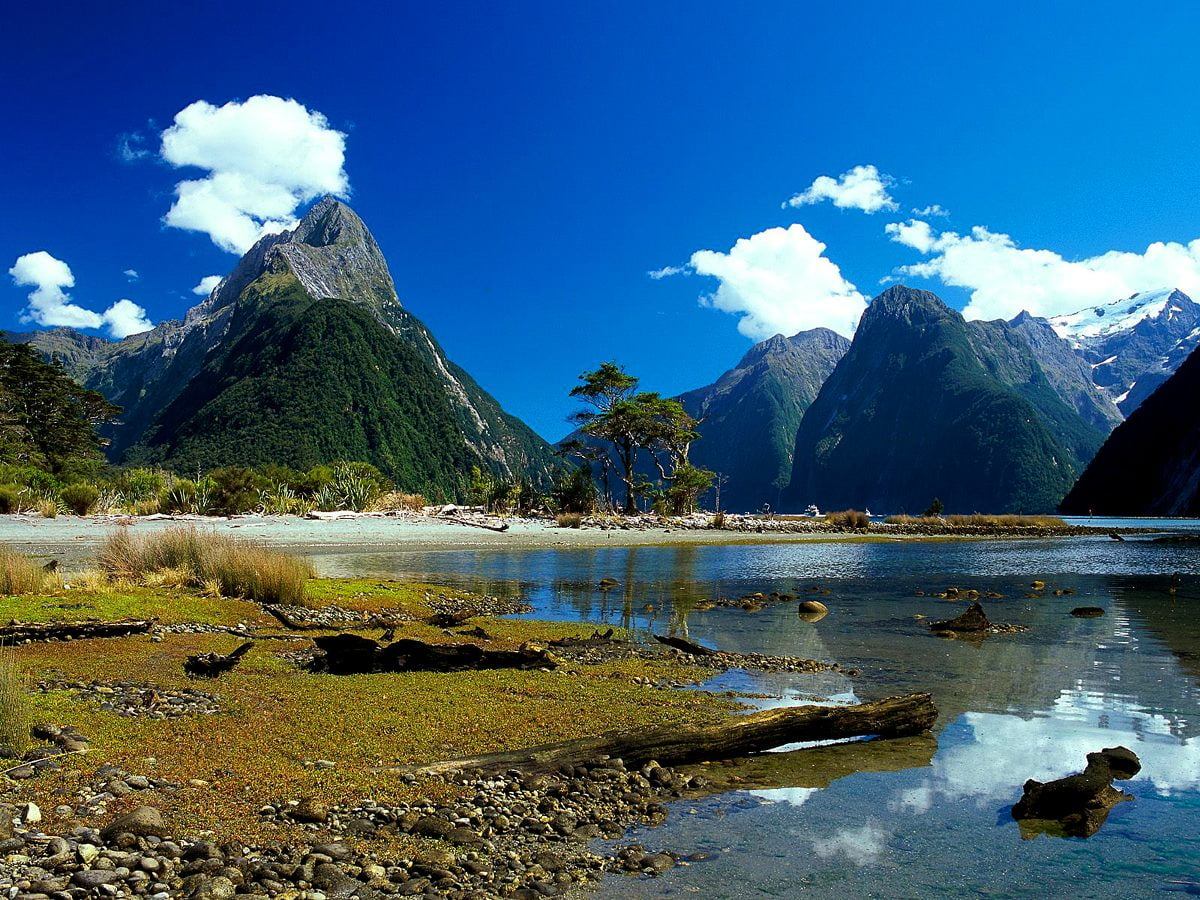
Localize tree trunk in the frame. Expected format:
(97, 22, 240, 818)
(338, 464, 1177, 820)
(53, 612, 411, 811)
(411, 692, 937, 776)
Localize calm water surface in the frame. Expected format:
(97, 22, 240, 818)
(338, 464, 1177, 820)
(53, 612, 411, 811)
(313, 536, 1200, 898)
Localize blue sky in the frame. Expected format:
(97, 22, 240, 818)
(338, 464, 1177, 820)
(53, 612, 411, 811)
(6, 1, 1200, 440)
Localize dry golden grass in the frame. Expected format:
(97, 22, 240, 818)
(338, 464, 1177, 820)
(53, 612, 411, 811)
(0, 546, 52, 594)
(97, 528, 314, 605)
(825, 509, 871, 529)
(37, 499, 58, 519)
(884, 513, 1067, 527)
(556, 511, 583, 528)
(375, 491, 427, 512)
(0, 641, 29, 758)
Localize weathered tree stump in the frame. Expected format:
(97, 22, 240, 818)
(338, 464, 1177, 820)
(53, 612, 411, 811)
(1012, 746, 1141, 838)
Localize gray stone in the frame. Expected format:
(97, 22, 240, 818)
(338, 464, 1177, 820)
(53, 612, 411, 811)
(100, 805, 166, 840)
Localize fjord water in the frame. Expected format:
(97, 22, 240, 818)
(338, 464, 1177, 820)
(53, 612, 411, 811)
(314, 535, 1200, 898)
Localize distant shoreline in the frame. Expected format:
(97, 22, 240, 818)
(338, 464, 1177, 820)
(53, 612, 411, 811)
(0, 511, 1159, 566)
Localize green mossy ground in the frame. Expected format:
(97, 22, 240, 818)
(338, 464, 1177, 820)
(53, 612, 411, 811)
(2, 578, 734, 844)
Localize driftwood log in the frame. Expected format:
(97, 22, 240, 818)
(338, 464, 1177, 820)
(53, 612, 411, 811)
(549, 629, 619, 649)
(653, 634, 717, 656)
(0, 619, 155, 642)
(411, 692, 937, 776)
(185, 641, 254, 678)
(445, 517, 510, 533)
(312, 634, 558, 674)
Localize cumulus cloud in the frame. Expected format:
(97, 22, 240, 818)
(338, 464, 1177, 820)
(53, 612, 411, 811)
(689, 224, 867, 339)
(9, 251, 153, 338)
(647, 264, 687, 280)
(159, 95, 349, 254)
(784, 164, 898, 214)
(124, 269, 139, 281)
(912, 204, 949, 218)
(811, 822, 888, 866)
(191, 275, 222, 296)
(887, 219, 1200, 320)
(101, 299, 153, 338)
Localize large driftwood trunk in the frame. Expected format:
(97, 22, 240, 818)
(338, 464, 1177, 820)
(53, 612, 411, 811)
(413, 692, 936, 776)
(0, 619, 154, 642)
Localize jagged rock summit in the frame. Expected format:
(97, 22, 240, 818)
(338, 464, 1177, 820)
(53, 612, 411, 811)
(13, 197, 557, 494)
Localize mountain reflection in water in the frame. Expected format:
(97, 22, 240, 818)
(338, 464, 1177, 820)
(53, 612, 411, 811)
(311, 538, 1199, 898)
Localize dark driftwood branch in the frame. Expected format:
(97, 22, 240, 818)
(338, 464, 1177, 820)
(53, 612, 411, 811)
(0, 619, 155, 642)
(411, 692, 937, 776)
(653, 634, 717, 656)
(185, 641, 254, 678)
(312, 634, 557, 674)
(446, 517, 510, 532)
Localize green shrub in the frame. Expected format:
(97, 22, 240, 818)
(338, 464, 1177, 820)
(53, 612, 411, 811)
(553, 467, 598, 514)
(60, 483, 100, 516)
(209, 467, 269, 515)
(114, 468, 168, 502)
(0, 485, 22, 514)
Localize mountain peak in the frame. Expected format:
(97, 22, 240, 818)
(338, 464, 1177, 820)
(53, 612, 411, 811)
(199, 197, 400, 320)
(862, 284, 953, 330)
(291, 195, 367, 248)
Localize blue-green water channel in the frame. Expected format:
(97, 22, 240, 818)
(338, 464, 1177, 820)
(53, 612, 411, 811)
(311, 535, 1200, 898)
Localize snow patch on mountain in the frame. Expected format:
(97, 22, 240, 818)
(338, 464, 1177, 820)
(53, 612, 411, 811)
(1048, 287, 1179, 344)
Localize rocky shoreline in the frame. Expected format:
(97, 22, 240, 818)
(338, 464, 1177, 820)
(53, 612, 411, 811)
(1, 757, 710, 899)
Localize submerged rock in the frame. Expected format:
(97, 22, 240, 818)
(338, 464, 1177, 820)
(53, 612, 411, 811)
(1070, 606, 1105, 618)
(1011, 746, 1141, 838)
(929, 601, 990, 633)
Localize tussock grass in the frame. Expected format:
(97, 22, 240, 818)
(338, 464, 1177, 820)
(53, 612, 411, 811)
(376, 492, 427, 512)
(884, 513, 1067, 527)
(0, 546, 52, 594)
(0, 642, 29, 758)
(98, 528, 314, 605)
(825, 509, 871, 529)
(556, 512, 583, 528)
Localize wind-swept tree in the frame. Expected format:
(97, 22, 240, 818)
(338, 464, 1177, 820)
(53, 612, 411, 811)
(569, 363, 714, 514)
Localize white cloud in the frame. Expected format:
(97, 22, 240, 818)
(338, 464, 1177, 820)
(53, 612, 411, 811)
(192, 275, 222, 296)
(124, 269, 139, 280)
(159, 95, 349, 254)
(9, 251, 154, 338)
(689, 224, 867, 339)
(102, 299, 152, 338)
(784, 164, 898, 214)
(888, 219, 1200, 320)
(811, 821, 888, 866)
(912, 204, 950, 218)
(9, 251, 101, 329)
(648, 262, 686, 280)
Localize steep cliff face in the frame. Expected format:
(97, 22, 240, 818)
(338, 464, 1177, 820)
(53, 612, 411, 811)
(16, 197, 557, 490)
(783, 286, 1089, 514)
(676, 328, 849, 511)
(1061, 344, 1200, 516)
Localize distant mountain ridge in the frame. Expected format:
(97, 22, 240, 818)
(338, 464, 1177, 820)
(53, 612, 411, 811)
(677, 327, 849, 512)
(10, 197, 557, 495)
(782, 285, 1100, 513)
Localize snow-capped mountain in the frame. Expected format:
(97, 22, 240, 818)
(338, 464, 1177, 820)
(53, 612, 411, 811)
(1047, 288, 1200, 415)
